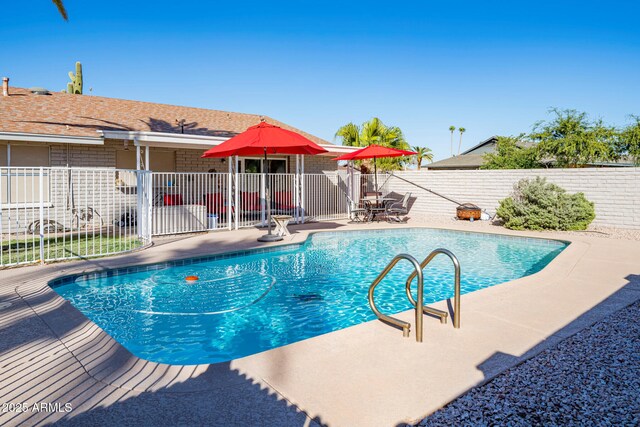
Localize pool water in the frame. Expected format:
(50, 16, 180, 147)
(52, 228, 567, 365)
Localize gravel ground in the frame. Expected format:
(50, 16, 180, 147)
(419, 301, 640, 427)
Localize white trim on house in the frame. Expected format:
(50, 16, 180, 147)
(99, 130, 358, 156)
(0, 132, 103, 145)
(99, 130, 230, 150)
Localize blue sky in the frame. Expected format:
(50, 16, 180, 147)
(2, 0, 639, 160)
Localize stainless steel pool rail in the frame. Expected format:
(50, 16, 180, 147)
(368, 248, 461, 342)
(405, 248, 461, 329)
(368, 254, 424, 341)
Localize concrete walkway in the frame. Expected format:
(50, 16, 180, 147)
(1, 220, 639, 426)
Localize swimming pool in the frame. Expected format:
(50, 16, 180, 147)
(51, 228, 567, 365)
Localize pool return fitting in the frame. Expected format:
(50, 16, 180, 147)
(368, 249, 461, 342)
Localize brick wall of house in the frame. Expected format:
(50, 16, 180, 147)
(387, 168, 640, 229)
(47, 142, 338, 173)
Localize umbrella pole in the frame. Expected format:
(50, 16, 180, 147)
(373, 157, 379, 203)
(258, 148, 283, 242)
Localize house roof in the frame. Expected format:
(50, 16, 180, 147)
(0, 86, 331, 146)
(460, 136, 498, 155)
(426, 153, 486, 169)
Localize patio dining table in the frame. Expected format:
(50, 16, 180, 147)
(360, 197, 396, 222)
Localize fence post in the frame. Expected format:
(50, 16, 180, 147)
(147, 172, 152, 242)
(294, 156, 299, 224)
(301, 156, 305, 223)
(227, 157, 232, 230)
(260, 172, 266, 226)
(38, 167, 45, 264)
(234, 156, 239, 230)
(136, 170, 142, 239)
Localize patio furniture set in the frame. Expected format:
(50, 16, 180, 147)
(347, 192, 411, 223)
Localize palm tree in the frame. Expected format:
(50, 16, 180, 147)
(458, 127, 466, 155)
(412, 146, 434, 170)
(449, 125, 456, 156)
(52, 0, 68, 20)
(335, 117, 409, 171)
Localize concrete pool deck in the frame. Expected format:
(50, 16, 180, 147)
(1, 219, 639, 426)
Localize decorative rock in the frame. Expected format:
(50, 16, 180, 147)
(419, 301, 640, 426)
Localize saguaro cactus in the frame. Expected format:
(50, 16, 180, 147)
(66, 62, 83, 94)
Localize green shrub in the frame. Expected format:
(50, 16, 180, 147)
(496, 177, 595, 230)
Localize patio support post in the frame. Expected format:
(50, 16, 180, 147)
(134, 137, 141, 170)
(227, 156, 232, 230)
(301, 155, 305, 223)
(234, 155, 239, 230)
(145, 145, 150, 170)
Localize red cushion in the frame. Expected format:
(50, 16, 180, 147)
(241, 192, 261, 211)
(164, 194, 183, 206)
(204, 193, 226, 214)
(274, 191, 294, 209)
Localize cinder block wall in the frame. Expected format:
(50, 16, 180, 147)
(387, 169, 640, 229)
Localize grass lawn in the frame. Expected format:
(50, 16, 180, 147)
(1, 234, 143, 266)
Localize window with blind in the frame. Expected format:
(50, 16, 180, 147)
(0, 144, 51, 205)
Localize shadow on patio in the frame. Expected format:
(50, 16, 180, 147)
(0, 227, 340, 426)
(399, 273, 640, 427)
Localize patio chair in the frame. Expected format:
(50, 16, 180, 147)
(204, 193, 227, 220)
(240, 192, 263, 219)
(272, 191, 297, 216)
(346, 195, 369, 222)
(386, 192, 411, 222)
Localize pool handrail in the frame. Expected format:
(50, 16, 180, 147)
(405, 248, 461, 329)
(368, 253, 425, 342)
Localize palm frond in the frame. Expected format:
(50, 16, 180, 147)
(52, 0, 68, 20)
(335, 123, 361, 147)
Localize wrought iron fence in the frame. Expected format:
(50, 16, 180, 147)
(1, 168, 382, 267)
(1, 167, 152, 267)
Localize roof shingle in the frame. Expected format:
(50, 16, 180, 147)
(0, 87, 330, 145)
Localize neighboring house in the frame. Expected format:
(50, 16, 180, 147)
(427, 136, 635, 170)
(427, 137, 499, 170)
(0, 84, 352, 173)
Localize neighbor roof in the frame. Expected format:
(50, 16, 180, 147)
(426, 153, 486, 169)
(0, 87, 330, 146)
(459, 136, 498, 155)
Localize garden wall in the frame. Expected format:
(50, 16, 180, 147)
(388, 168, 640, 229)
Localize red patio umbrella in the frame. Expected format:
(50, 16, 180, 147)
(333, 144, 417, 199)
(202, 121, 327, 242)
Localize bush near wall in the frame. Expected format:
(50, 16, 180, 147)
(497, 177, 595, 230)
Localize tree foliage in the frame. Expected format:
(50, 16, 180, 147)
(481, 135, 542, 170)
(497, 177, 595, 231)
(618, 115, 640, 165)
(530, 109, 617, 167)
(335, 117, 410, 171)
